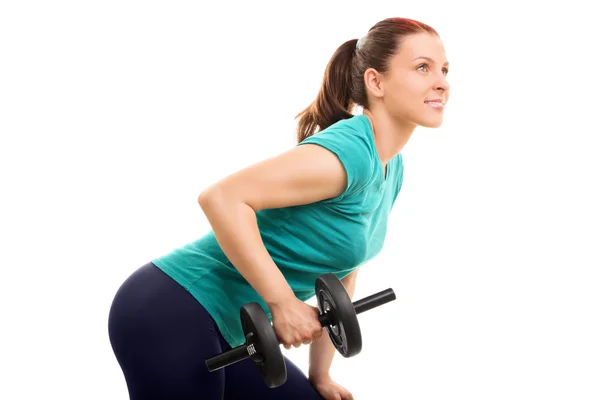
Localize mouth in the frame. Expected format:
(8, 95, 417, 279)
(424, 100, 445, 110)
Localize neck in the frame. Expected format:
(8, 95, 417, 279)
(362, 108, 416, 165)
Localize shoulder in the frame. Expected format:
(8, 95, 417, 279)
(311, 114, 373, 140)
(297, 115, 379, 199)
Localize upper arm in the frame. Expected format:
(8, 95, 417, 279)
(198, 143, 349, 212)
(342, 267, 359, 284)
(341, 268, 359, 298)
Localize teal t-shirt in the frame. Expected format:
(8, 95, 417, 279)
(152, 114, 404, 348)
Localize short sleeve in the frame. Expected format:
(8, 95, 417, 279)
(297, 123, 377, 200)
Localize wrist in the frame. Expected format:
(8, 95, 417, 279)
(308, 372, 331, 385)
(258, 269, 294, 306)
(264, 286, 296, 309)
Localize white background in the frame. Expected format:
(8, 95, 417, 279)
(1, 1, 599, 399)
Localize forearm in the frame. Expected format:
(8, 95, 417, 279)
(308, 269, 358, 381)
(308, 327, 336, 381)
(198, 188, 294, 306)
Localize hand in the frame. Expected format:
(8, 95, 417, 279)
(268, 295, 323, 350)
(310, 375, 354, 400)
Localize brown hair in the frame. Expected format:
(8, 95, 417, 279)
(295, 17, 438, 143)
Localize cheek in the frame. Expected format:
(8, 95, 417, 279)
(383, 75, 430, 115)
(394, 78, 423, 99)
(389, 84, 424, 113)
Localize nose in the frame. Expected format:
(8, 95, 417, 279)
(435, 73, 450, 92)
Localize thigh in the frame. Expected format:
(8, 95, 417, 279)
(222, 353, 325, 400)
(108, 262, 226, 399)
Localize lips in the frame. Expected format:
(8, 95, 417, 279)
(425, 99, 445, 110)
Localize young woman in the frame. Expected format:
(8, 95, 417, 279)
(108, 16, 450, 400)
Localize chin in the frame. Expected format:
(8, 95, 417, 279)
(419, 118, 444, 129)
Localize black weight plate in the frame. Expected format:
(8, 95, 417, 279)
(315, 273, 362, 358)
(240, 302, 287, 388)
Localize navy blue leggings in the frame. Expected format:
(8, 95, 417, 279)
(108, 262, 325, 399)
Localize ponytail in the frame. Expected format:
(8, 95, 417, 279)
(295, 38, 359, 143)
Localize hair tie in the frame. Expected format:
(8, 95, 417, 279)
(356, 36, 365, 50)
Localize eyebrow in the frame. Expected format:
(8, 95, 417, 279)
(414, 56, 449, 67)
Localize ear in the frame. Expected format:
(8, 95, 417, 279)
(364, 68, 385, 99)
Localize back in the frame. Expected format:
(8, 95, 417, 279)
(152, 114, 404, 347)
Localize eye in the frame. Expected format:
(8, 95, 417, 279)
(417, 63, 429, 72)
(418, 63, 449, 76)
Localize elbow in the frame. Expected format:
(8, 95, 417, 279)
(197, 188, 212, 207)
(198, 185, 250, 215)
(197, 185, 222, 212)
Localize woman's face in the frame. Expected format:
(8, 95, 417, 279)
(379, 32, 451, 129)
